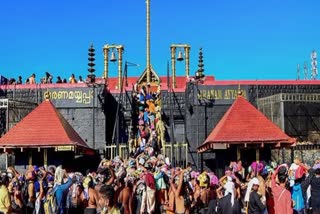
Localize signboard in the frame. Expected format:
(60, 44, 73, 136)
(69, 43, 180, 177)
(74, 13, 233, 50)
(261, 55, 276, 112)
(44, 87, 97, 108)
(211, 143, 227, 150)
(56, 145, 74, 151)
(194, 85, 249, 105)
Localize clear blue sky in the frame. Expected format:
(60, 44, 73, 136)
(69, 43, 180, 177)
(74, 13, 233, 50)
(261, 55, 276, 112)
(0, 0, 319, 82)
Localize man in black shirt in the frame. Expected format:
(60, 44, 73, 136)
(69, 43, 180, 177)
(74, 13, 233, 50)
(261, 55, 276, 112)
(248, 177, 266, 214)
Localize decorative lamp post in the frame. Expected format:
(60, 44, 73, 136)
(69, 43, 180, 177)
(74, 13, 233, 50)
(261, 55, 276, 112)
(195, 48, 205, 81)
(194, 48, 206, 170)
(87, 43, 97, 150)
(88, 43, 96, 83)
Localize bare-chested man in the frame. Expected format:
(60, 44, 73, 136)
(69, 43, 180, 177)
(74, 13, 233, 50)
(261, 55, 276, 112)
(170, 169, 189, 214)
(83, 176, 99, 214)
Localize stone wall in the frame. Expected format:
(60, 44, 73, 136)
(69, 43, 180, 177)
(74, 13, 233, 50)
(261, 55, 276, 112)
(0, 85, 107, 155)
(271, 145, 320, 165)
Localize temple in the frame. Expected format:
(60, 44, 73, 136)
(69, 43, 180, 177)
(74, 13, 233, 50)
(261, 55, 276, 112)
(0, 0, 320, 174)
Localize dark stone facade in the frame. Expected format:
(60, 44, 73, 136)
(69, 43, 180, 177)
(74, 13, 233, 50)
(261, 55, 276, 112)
(1, 82, 320, 173)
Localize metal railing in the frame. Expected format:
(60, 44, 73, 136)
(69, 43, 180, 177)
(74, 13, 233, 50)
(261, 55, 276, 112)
(105, 142, 188, 167)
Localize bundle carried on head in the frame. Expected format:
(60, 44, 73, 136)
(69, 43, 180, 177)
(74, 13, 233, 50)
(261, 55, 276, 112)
(197, 172, 209, 188)
(207, 172, 218, 187)
(250, 161, 265, 174)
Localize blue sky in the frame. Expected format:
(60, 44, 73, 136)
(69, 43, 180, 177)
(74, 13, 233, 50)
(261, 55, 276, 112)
(0, 0, 319, 82)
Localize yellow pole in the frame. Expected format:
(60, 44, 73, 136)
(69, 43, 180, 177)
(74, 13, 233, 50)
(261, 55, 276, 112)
(237, 147, 241, 160)
(44, 149, 48, 168)
(256, 148, 260, 161)
(171, 46, 176, 89)
(103, 47, 109, 79)
(185, 46, 190, 79)
(117, 46, 123, 90)
(28, 150, 32, 166)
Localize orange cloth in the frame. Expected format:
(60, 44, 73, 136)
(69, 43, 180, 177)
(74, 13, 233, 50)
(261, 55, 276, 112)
(147, 100, 156, 113)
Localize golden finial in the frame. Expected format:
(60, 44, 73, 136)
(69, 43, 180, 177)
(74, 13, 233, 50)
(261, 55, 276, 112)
(237, 83, 242, 96)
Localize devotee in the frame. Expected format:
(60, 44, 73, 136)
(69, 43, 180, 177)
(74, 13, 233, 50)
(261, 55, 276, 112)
(0, 174, 12, 214)
(270, 165, 293, 214)
(98, 184, 120, 214)
(246, 177, 266, 214)
(69, 74, 77, 83)
(29, 73, 36, 84)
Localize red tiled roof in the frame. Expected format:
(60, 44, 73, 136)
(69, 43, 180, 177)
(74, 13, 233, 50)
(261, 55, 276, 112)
(0, 100, 91, 150)
(198, 95, 295, 153)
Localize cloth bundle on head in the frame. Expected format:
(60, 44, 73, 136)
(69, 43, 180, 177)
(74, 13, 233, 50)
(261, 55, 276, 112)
(115, 166, 127, 180)
(191, 171, 200, 180)
(271, 161, 278, 169)
(144, 162, 152, 170)
(265, 165, 274, 174)
(198, 172, 208, 188)
(147, 147, 154, 156)
(290, 163, 299, 171)
(165, 157, 171, 167)
(295, 166, 306, 180)
(313, 163, 320, 170)
(124, 174, 135, 186)
(100, 159, 110, 167)
(113, 156, 123, 165)
(128, 159, 136, 168)
(139, 157, 146, 166)
(207, 172, 218, 186)
(160, 164, 168, 172)
(174, 175, 181, 185)
(244, 177, 259, 202)
(251, 161, 264, 174)
(224, 181, 235, 206)
(83, 176, 93, 189)
(230, 162, 238, 172)
(139, 119, 144, 126)
(183, 170, 191, 183)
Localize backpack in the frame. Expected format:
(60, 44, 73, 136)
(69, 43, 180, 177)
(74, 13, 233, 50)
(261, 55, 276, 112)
(43, 188, 59, 214)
